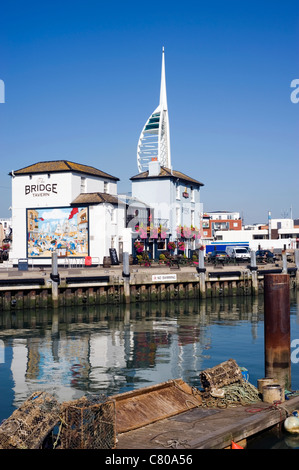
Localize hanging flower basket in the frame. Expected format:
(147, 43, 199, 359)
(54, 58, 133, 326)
(178, 241, 185, 251)
(167, 241, 176, 251)
(134, 240, 144, 253)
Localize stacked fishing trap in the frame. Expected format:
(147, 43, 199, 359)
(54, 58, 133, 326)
(199, 359, 261, 408)
(0, 391, 116, 449)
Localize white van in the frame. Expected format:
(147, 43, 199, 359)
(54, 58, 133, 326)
(226, 246, 250, 261)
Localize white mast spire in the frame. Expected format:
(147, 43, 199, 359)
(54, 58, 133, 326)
(159, 46, 167, 108)
(137, 47, 171, 173)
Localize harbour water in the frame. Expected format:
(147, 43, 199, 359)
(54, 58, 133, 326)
(1, 291, 299, 448)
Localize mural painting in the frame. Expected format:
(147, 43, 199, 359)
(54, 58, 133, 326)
(27, 206, 88, 258)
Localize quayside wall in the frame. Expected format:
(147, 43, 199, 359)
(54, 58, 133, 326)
(0, 263, 298, 310)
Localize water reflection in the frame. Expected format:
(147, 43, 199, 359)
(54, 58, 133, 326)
(0, 292, 299, 423)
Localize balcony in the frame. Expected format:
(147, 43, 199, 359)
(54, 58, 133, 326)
(127, 217, 169, 239)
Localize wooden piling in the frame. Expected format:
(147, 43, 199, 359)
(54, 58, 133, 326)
(295, 249, 299, 285)
(51, 252, 59, 309)
(122, 252, 131, 304)
(264, 274, 291, 391)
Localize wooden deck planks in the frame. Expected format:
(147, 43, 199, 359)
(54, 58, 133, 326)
(111, 379, 202, 434)
(116, 395, 299, 449)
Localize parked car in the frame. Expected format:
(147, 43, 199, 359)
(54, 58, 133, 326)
(226, 246, 251, 261)
(255, 250, 275, 263)
(208, 250, 230, 264)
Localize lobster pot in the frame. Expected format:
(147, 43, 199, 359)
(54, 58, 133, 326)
(0, 391, 60, 449)
(200, 359, 243, 390)
(60, 395, 116, 449)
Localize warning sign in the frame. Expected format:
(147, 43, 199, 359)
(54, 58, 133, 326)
(152, 274, 177, 282)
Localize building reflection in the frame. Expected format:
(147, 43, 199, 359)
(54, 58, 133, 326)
(0, 296, 267, 414)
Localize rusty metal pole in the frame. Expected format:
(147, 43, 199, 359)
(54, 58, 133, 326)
(264, 274, 291, 391)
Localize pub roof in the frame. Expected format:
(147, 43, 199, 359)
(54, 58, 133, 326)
(71, 192, 123, 205)
(130, 166, 204, 186)
(10, 160, 120, 181)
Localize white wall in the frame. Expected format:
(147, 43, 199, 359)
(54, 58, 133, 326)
(214, 228, 297, 250)
(10, 171, 124, 264)
(131, 178, 202, 240)
(270, 218, 294, 230)
(207, 211, 240, 220)
(89, 202, 127, 262)
(71, 174, 118, 200)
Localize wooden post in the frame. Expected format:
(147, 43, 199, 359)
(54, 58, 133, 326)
(124, 305, 130, 324)
(51, 251, 59, 309)
(122, 252, 130, 304)
(197, 248, 206, 298)
(52, 311, 59, 335)
(282, 250, 287, 274)
(264, 274, 291, 391)
(295, 249, 299, 287)
(250, 250, 258, 296)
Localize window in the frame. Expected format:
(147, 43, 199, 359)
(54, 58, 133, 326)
(176, 207, 180, 225)
(104, 181, 109, 193)
(157, 240, 166, 250)
(212, 222, 229, 230)
(80, 177, 86, 193)
(176, 185, 180, 200)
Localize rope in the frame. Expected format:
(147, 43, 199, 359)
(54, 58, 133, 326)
(201, 380, 261, 408)
(245, 401, 290, 421)
(53, 416, 68, 450)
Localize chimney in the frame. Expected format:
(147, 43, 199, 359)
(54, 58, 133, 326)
(148, 158, 161, 177)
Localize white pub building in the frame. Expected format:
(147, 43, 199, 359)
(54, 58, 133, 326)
(9, 160, 130, 266)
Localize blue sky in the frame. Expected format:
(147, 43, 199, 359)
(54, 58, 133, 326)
(0, 0, 298, 224)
